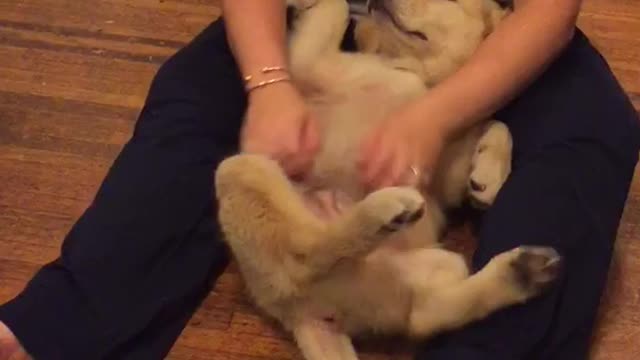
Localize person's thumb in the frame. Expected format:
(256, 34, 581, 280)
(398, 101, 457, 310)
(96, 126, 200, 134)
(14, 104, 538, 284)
(301, 116, 320, 159)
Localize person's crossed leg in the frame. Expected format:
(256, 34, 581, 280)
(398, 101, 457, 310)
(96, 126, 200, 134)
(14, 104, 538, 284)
(416, 30, 640, 360)
(0, 20, 246, 359)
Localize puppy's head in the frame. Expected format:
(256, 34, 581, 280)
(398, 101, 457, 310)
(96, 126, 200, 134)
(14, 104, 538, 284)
(356, 0, 510, 83)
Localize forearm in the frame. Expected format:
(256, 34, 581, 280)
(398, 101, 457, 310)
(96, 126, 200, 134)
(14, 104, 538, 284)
(221, 0, 289, 83)
(419, 0, 582, 137)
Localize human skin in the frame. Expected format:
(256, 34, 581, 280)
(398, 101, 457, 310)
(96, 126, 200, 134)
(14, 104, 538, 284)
(359, 0, 584, 188)
(222, 0, 583, 187)
(222, 0, 320, 178)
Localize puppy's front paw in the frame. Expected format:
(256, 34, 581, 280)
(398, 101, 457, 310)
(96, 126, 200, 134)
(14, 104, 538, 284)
(360, 187, 425, 234)
(468, 121, 512, 209)
(468, 156, 504, 209)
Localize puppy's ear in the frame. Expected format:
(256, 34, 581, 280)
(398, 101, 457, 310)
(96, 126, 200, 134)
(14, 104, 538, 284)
(354, 18, 381, 53)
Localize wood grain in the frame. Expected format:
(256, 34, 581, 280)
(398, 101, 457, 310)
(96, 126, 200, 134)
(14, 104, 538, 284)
(0, 1, 638, 359)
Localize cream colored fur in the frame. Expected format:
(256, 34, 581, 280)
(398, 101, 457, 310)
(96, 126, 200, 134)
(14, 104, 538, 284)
(215, 1, 561, 359)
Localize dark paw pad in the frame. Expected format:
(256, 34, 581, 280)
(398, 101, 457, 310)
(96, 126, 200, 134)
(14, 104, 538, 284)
(379, 207, 424, 233)
(469, 179, 486, 192)
(510, 246, 562, 294)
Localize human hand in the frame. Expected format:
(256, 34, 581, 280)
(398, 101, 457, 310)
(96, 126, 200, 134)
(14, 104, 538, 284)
(358, 103, 447, 190)
(240, 81, 320, 178)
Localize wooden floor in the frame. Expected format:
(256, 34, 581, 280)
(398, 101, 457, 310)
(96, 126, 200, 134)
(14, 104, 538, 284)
(0, 0, 639, 359)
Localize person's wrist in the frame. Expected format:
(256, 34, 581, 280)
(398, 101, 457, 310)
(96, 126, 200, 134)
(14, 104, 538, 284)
(408, 98, 455, 142)
(242, 63, 291, 92)
(247, 79, 297, 103)
(398, 102, 444, 138)
(429, 116, 452, 144)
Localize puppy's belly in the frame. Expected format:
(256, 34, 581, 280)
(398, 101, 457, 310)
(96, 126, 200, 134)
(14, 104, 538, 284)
(298, 188, 417, 254)
(299, 188, 355, 221)
(304, 84, 407, 197)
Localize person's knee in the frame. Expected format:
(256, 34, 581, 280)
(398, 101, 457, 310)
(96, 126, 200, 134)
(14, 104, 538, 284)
(473, 140, 634, 267)
(147, 19, 235, 103)
(132, 20, 245, 142)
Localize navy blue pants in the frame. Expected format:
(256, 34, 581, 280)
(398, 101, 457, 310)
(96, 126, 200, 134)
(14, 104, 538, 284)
(1, 18, 638, 360)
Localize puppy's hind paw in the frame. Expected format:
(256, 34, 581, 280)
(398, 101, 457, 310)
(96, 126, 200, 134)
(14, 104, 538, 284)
(509, 246, 562, 296)
(480, 245, 561, 309)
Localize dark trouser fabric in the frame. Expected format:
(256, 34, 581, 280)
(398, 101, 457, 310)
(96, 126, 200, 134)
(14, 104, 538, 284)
(1, 16, 638, 360)
(416, 28, 640, 360)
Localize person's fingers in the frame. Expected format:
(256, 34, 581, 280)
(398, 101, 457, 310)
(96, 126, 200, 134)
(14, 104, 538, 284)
(239, 120, 269, 154)
(409, 151, 430, 187)
(380, 148, 409, 188)
(297, 116, 321, 176)
(280, 118, 316, 177)
(366, 147, 393, 189)
(280, 144, 305, 177)
(281, 157, 302, 177)
(302, 116, 321, 155)
(238, 124, 253, 153)
(240, 91, 316, 177)
(358, 128, 376, 169)
(240, 138, 262, 154)
(359, 130, 383, 186)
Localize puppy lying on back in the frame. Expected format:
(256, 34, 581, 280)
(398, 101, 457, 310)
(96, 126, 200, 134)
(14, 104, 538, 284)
(215, 0, 561, 359)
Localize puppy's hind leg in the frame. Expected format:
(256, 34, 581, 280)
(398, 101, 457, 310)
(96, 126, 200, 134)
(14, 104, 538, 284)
(215, 154, 392, 280)
(293, 319, 359, 360)
(407, 246, 562, 338)
(288, 0, 350, 74)
(215, 154, 325, 241)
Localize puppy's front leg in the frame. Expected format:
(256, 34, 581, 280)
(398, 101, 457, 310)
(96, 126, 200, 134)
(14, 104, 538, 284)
(288, 0, 350, 74)
(468, 120, 513, 208)
(289, 186, 426, 279)
(328, 186, 426, 242)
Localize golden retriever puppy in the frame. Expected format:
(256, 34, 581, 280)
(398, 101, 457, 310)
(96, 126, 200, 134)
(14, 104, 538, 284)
(215, 0, 561, 359)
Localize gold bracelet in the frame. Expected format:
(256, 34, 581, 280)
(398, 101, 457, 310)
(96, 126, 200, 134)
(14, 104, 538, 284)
(246, 75, 291, 93)
(243, 66, 288, 83)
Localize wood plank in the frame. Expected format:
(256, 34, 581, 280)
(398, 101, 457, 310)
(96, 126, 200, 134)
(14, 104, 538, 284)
(175, 326, 301, 359)
(0, 45, 158, 108)
(0, 0, 221, 43)
(0, 22, 177, 64)
(0, 91, 136, 156)
(578, 1, 640, 98)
